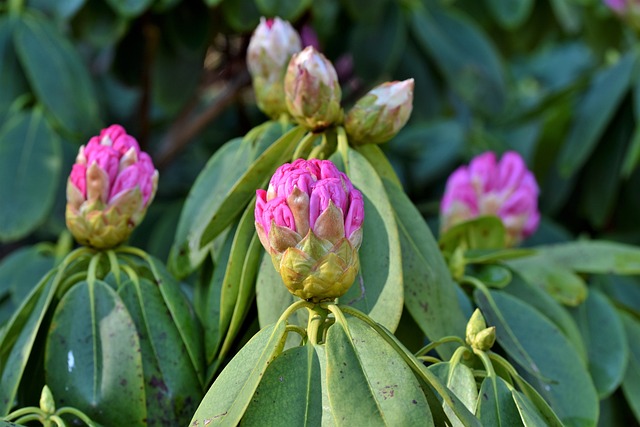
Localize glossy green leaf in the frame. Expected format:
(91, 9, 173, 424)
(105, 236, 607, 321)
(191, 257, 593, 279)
(504, 273, 586, 362)
(144, 256, 205, 384)
(592, 274, 640, 315)
(384, 180, 466, 356)
(621, 122, 640, 178)
(104, 0, 152, 16)
(118, 277, 202, 425)
(0, 270, 57, 416)
(558, 51, 636, 177)
(200, 125, 303, 248)
(445, 363, 478, 426)
(471, 264, 512, 289)
(355, 144, 402, 188)
(218, 207, 263, 361)
(256, 252, 302, 331)
(28, 0, 86, 19)
(255, 0, 311, 21)
(0, 110, 61, 242)
(45, 280, 147, 426)
(486, 0, 533, 29)
(511, 390, 550, 426)
(465, 248, 536, 264)
(410, 6, 506, 114)
(14, 13, 99, 135)
(326, 316, 433, 426)
(569, 289, 627, 398)
(476, 376, 522, 426)
(0, 245, 55, 326)
(536, 241, 640, 274)
(549, 0, 581, 33)
(340, 148, 403, 332)
(506, 254, 587, 306)
(0, 17, 28, 117)
(189, 322, 287, 426)
(243, 343, 322, 426)
(476, 290, 599, 426)
(620, 311, 640, 422)
(169, 121, 290, 277)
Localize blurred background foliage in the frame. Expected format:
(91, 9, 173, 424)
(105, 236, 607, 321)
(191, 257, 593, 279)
(1, 0, 640, 422)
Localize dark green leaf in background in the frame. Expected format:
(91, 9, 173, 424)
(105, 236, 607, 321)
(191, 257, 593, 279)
(0, 110, 61, 242)
(255, 0, 311, 22)
(0, 17, 29, 121)
(104, 0, 153, 17)
(221, 0, 261, 32)
(619, 311, 640, 422)
(27, 0, 87, 20)
(569, 289, 628, 399)
(476, 376, 522, 426)
(14, 12, 100, 136)
(486, 0, 534, 29)
(557, 51, 636, 177)
(410, 5, 506, 115)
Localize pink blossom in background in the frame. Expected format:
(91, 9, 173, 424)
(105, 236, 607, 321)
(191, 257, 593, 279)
(440, 151, 540, 246)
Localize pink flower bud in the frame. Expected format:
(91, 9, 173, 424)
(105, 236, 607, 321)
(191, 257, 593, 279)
(440, 151, 540, 246)
(345, 79, 414, 145)
(66, 125, 159, 249)
(284, 46, 342, 131)
(255, 159, 364, 301)
(247, 17, 302, 119)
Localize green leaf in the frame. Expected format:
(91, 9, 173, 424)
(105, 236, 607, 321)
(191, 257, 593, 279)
(476, 290, 599, 427)
(0, 245, 55, 326)
(621, 122, 640, 177)
(169, 121, 291, 277)
(349, 2, 405, 81)
(27, 0, 86, 19)
(355, 144, 402, 188)
(557, 52, 636, 177)
(384, 179, 466, 356)
(326, 316, 433, 426)
(0, 270, 57, 416)
(410, 6, 506, 114)
(256, 252, 300, 329)
(548, 0, 581, 33)
(511, 390, 551, 426)
(569, 289, 628, 398)
(471, 264, 512, 289)
(14, 13, 100, 136)
(486, 0, 533, 29)
(506, 253, 587, 307)
(104, 0, 152, 17)
(445, 363, 478, 425)
(45, 280, 147, 426)
(243, 343, 322, 426)
(535, 241, 640, 274)
(619, 311, 640, 422)
(476, 376, 522, 426)
(0, 110, 61, 242)
(0, 17, 29, 118)
(189, 322, 287, 426)
(340, 148, 403, 332)
(221, 0, 261, 32)
(341, 0, 387, 22)
(255, 0, 311, 21)
(440, 216, 507, 255)
(503, 273, 587, 362)
(145, 256, 205, 384)
(200, 125, 303, 248)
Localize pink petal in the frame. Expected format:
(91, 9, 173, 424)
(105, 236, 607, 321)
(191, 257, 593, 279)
(469, 152, 498, 192)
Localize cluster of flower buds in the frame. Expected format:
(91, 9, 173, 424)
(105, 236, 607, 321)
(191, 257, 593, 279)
(247, 17, 302, 119)
(247, 17, 414, 141)
(604, 0, 640, 29)
(440, 151, 540, 247)
(255, 159, 364, 302)
(465, 309, 496, 351)
(66, 125, 158, 249)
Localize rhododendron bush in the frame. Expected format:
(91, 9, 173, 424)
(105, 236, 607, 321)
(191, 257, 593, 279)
(1, 1, 640, 426)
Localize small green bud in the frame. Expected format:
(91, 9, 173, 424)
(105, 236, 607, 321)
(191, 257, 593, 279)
(471, 326, 496, 351)
(40, 385, 56, 414)
(466, 308, 487, 345)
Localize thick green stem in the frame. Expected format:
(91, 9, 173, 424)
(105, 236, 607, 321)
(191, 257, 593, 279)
(105, 250, 121, 285)
(306, 305, 329, 345)
(86, 253, 103, 287)
(473, 348, 496, 379)
(56, 407, 97, 426)
(336, 126, 350, 175)
(5, 406, 42, 420)
(292, 131, 317, 160)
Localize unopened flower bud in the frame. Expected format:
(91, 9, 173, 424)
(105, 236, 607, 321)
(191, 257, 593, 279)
(440, 151, 540, 247)
(40, 385, 56, 414)
(66, 125, 159, 249)
(247, 17, 302, 119)
(466, 309, 496, 351)
(255, 159, 364, 302)
(345, 79, 414, 145)
(284, 46, 342, 131)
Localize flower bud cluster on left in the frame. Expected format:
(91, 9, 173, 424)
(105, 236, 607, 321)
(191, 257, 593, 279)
(66, 124, 159, 249)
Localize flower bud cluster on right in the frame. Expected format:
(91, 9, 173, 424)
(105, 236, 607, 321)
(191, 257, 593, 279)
(247, 17, 414, 144)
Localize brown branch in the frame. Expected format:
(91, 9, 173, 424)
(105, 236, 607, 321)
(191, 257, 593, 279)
(154, 69, 251, 170)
